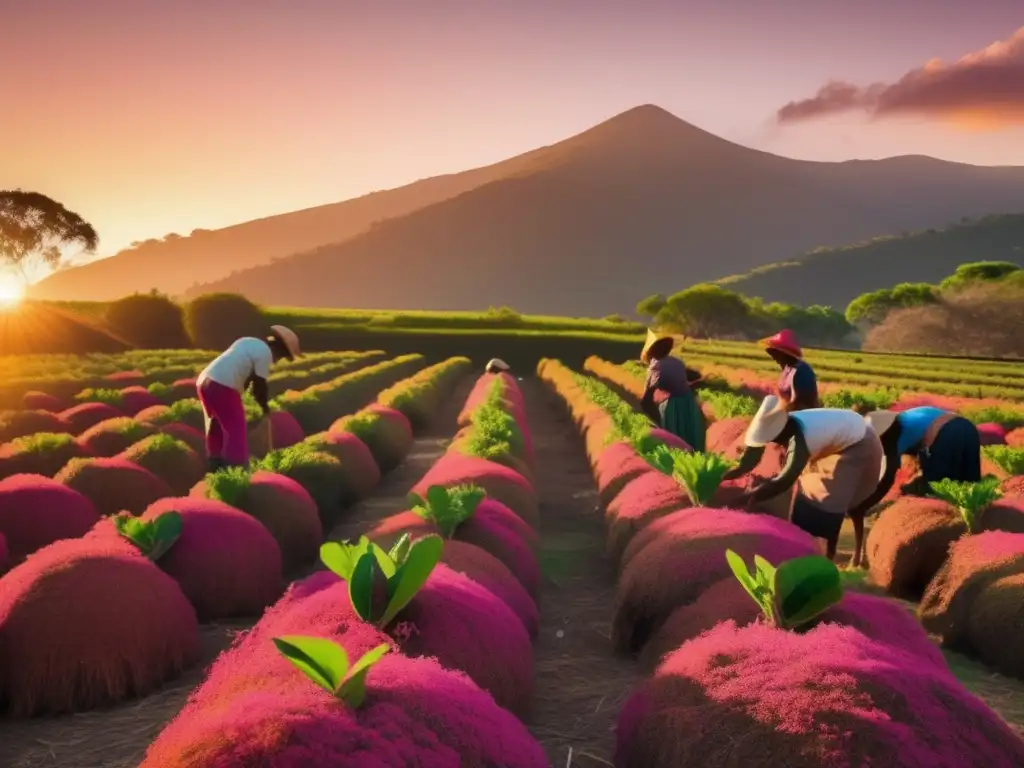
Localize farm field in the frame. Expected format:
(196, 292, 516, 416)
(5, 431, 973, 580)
(0, 345, 1023, 766)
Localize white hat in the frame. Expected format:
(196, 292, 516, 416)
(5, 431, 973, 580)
(864, 409, 898, 436)
(485, 358, 510, 372)
(269, 325, 300, 359)
(745, 395, 790, 447)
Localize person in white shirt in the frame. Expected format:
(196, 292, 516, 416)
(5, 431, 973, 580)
(721, 395, 883, 567)
(196, 325, 300, 471)
(484, 358, 511, 374)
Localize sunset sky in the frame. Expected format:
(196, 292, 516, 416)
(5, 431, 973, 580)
(3, 0, 1023, 265)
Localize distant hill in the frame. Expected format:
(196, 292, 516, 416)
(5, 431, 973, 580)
(34, 105, 1024, 315)
(716, 214, 1024, 308)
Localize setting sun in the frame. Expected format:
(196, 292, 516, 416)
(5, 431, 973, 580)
(0, 274, 25, 308)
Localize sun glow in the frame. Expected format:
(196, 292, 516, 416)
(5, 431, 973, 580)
(0, 274, 25, 308)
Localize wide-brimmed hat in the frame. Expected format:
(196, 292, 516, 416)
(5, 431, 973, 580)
(641, 329, 674, 362)
(760, 329, 802, 360)
(864, 409, 899, 436)
(485, 358, 510, 372)
(745, 395, 790, 447)
(269, 325, 300, 359)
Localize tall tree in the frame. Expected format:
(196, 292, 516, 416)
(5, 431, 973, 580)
(0, 190, 98, 282)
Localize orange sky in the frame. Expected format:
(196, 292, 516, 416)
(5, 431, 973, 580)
(3, 1, 1024, 268)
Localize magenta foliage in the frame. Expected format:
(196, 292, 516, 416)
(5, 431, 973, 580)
(0, 532, 7, 574)
(649, 428, 691, 451)
(412, 453, 538, 528)
(139, 497, 283, 621)
(268, 411, 305, 449)
(595, 442, 652, 504)
(105, 369, 144, 382)
(457, 499, 541, 596)
(364, 403, 414, 438)
(310, 429, 381, 500)
(0, 473, 100, 563)
(143, 653, 547, 768)
(159, 422, 207, 456)
(398, 563, 534, 716)
(615, 620, 1024, 768)
(118, 386, 163, 416)
(976, 422, 1008, 446)
(58, 402, 124, 434)
(22, 391, 63, 412)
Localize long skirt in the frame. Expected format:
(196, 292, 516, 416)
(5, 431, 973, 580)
(920, 416, 982, 485)
(659, 393, 706, 452)
(196, 377, 249, 466)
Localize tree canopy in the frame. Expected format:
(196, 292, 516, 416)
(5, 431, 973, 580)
(0, 190, 98, 281)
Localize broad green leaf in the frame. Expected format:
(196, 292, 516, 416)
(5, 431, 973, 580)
(426, 485, 450, 511)
(671, 452, 736, 506)
(337, 643, 390, 708)
(929, 477, 1003, 534)
(774, 555, 844, 629)
(349, 552, 385, 623)
(321, 538, 372, 580)
(369, 541, 397, 578)
(273, 635, 350, 693)
(388, 533, 412, 565)
(726, 550, 760, 599)
(379, 534, 444, 628)
(147, 511, 183, 561)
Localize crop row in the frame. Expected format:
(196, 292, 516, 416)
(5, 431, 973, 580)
(137, 368, 549, 765)
(536, 358, 1024, 766)
(0, 356, 474, 722)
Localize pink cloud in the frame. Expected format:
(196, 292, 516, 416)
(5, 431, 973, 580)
(777, 26, 1024, 129)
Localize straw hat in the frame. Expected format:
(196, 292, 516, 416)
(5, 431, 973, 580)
(864, 409, 899, 436)
(760, 329, 802, 360)
(485, 358, 510, 372)
(269, 325, 300, 359)
(641, 329, 674, 362)
(745, 395, 790, 447)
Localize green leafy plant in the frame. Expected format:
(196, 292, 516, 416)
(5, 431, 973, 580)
(320, 533, 443, 629)
(929, 477, 1003, 534)
(982, 446, 1024, 476)
(822, 388, 897, 413)
(408, 484, 486, 538)
(671, 451, 737, 506)
(73, 387, 124, 406)
(203, 465, 254, 505)
(726, 549, 844, 630)
(272, 636, 389, 707)
(700, 390, 759, 419)
(113, 510, 183, 561)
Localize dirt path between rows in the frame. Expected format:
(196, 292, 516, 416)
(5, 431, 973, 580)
(0, 376, 474, 768)
(520, 377, 642, 767)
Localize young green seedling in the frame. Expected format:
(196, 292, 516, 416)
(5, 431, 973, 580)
(273, 635, 390, 707)
(671, 451, 736, 506)
(320, 533, 444, 629)
(726, 549, 844, 630)
(929, 476, 1003, 534)
(113, 510, 183, 561)
(408, 484, 486, 538)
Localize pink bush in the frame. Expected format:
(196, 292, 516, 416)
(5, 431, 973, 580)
(399, 564, 534, 716)
(104, 369, 144, 382)
(159, 422, 207, 456)
(267, 410, 305, 449)
(304, 430, 381, 503)
(649, 428, 690, 451)
(1003, 475, 1024, 498)
(605, 469, 689, 562)
(0, 537, 199, 716)
(56, 457, 172, 517)
(118, 386, 163, 416)
(595, 442, 652, 507)
(77, 416, 158, 458)
(134, 404, 171, 424)
(615, 621, 1024, 768)
(142, 654, 547, 768)
(136, 497, 283, 621)
(0, 474, 100, 563)
(412, 453, 539, 529)
(614, 508, 818, 653)
(705, 417, 748, 456)
(22, 391, 63, 412)
(0, 409, 71, 442)
(977, 422, 1008, 446)
(0, 532, 7, 574)
(57, 402, 123, 434)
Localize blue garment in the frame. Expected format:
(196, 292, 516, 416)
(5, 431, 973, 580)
(896, 407, 948, 455)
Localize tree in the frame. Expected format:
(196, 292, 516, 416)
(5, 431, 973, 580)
(939, 261, 1021, 292)
(105, 291, 190, 349)
(635, 293, 667, 319)
(662, 284, 751, 338)
(0, 190, 98, 282)
(184, 293, 264, 349)
(845, 283, 937, 327)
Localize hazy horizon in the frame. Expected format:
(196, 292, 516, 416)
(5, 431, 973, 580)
(4, 0, 1024, 270)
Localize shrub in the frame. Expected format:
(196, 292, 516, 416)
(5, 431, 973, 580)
(105, 292, 190, 349)
(0, 474, 100, 563)
(725, 550, 843, 629)
(593, 443, 652, 507)
(984, 446, 1024, 476)
(302, 431, 381, 503)
(0, 432, 90, 478)
(58, 402, 124, 433)
(184, 292, 264, 350)
(265, 410, 305, 449)
(193, 468, 322, 571)
(155, 399, 206, 432)
(966, 570, 1024, 678)
(159, 422, 206, 455)
(256, 446, 349, 528)
(0, 409, 70, 442)
(56, 457, 172, 517)
(605, 468, 689, 563)
(615, 621, 1024, 768)
(117, 385, 164, 416)
(0, 538, 200, 715)
(140, 655, 547, 767)
(929, 477, 1003, 534)
(77, 416, 158, 458)
(331, 405, 413, 472)
(134, 404, 172, 423)
(643, 577, 945, 672)
(119, 434, 205, 495)
(22, 391, 63, 412)
(411, 453, 539, 529)
(613, 509, 818, 653)
(134, 497, 283, 621)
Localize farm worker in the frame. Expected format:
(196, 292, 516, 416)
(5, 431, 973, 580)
(640, 329, 706, 451)
(485, 358, 511, 374)
(761, 329, 820, 412)
(196, 326, 300, 472)
(723, 395, 883, 567)
(851, 408, 982, 508)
